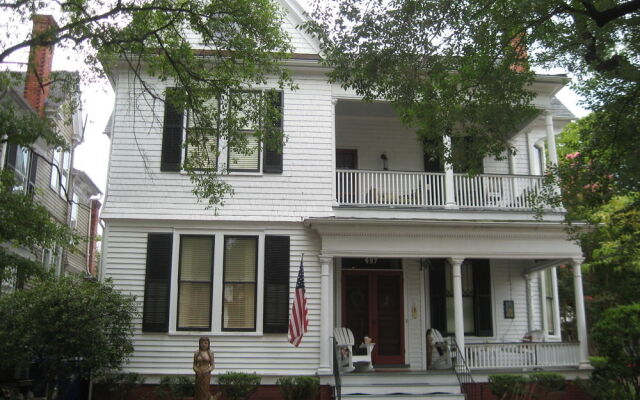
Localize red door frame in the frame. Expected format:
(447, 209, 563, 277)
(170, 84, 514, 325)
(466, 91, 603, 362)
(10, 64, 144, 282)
(342, 269, 405, 365)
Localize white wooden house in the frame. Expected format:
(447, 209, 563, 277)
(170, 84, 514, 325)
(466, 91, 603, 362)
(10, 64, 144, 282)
(100, 1, 590, 397)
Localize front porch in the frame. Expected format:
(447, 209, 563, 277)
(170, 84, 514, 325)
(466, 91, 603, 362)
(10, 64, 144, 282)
(305, 218, 590, 379)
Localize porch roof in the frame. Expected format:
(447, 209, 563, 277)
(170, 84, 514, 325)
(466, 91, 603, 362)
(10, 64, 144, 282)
(304, 217, 583, 260)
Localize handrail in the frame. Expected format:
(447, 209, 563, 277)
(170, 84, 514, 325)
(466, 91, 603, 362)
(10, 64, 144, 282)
(332, 337, 342, 400)
(448, 336, 483, 400)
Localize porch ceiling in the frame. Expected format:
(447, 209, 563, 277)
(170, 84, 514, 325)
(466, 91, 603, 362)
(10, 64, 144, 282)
(304, 217, 583, 260)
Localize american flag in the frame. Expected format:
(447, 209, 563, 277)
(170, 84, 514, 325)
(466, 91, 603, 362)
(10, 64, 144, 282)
(288, 255, 308, 347)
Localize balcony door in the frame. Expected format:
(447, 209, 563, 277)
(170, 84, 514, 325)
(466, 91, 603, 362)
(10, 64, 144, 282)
(342, 266, 405, 365)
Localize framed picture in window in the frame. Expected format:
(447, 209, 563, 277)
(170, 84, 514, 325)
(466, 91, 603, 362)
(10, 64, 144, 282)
(503, 300, 515, 319)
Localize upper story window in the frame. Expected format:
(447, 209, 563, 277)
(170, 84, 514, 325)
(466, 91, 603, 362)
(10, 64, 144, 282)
(185, 98, 219, 171)
(70, 193, 79, 228)
(4, 143, 37, 194)
(50, 148, 71, 197)
(160, 88, 283, 174)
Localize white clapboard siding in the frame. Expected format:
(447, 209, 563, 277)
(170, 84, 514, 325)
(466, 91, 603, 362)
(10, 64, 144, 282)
(102, 73, 335, 221)
(103, 220, 323, 376)
(490, 260, 533, 343)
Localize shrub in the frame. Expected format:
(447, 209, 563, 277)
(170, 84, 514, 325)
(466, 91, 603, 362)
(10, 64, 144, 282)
(276, 376, 320, 400)
(529, 372, 565, 393)
(0, 276, 136, 400)
(156, 375, 195, 400)
(488, 374, 528, 399)
(217, 372, 260, 400)
(589, 304, 640, 399)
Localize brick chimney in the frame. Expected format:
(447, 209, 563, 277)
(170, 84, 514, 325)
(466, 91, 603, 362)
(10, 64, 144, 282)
(509, 33, 528, 73)
(24, 15, 58, 116)
(87, 199, 102, 276)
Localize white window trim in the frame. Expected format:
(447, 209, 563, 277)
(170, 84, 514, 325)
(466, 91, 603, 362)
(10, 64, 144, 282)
(168, 229, 266, 336)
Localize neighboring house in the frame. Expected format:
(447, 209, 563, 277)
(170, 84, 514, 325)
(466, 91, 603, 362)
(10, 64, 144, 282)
(101, 1, 589, 398)
(0, 15, 101, 285)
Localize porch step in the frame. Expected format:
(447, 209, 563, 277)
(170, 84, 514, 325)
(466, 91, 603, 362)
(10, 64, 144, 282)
(338, 371, 464, 400)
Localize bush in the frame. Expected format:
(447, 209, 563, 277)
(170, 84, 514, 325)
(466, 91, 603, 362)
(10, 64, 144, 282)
(529, 372, 565, 393)
(218, 372, 260, 400)
(588, 304, 640, 399)
(489, 374, 528, 399)
(156, 375, 195, 400)
(489, 373, 565, 400)
(276, 376, 320, 400)
(0, 276, 136, 400)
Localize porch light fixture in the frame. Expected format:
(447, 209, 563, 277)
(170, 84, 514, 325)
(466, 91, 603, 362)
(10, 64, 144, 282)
(380, 153, 388, 170)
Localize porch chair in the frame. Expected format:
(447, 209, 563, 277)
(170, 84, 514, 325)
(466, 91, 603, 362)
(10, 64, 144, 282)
(334, 327, 375, 373)
(427, 328, 451, 370)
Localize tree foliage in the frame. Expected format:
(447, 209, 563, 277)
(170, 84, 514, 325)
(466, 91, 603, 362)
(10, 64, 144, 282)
(306, 0, 639, 174)
(1, 0, 295, 206)
(0, 276, 136, 400)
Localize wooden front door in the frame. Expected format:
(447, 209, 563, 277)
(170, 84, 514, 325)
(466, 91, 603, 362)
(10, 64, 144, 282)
(342, 270, 405, 365)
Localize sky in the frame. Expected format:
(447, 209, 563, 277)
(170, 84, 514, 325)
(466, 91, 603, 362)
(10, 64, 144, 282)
(3, 0, 589, 197)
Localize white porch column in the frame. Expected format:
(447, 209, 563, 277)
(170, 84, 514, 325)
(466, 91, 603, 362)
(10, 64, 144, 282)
(545, 112, 558, 166)
(572, 258, 590, 368)
(449, 257, 465, 356)
(318, 256, 333, 375)
(443, 135, 457, 209)
(525, 273, 534, 333)
(331, 99, 339, 207)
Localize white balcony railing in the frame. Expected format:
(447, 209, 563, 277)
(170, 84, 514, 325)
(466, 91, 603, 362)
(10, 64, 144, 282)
(336, 169, 546, 210)
(336, 169, 445, 207)
(465, 342, 580, 370)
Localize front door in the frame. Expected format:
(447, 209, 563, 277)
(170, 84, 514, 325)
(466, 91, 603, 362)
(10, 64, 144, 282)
(342, 270, 404, 365)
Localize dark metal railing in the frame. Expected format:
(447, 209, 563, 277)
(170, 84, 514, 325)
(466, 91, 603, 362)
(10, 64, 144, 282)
(448, 336, 483, 400)
(332, 337, 342, 400)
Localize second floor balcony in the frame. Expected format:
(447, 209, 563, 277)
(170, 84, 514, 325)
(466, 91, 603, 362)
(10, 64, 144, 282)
(336, 169, 549, 210)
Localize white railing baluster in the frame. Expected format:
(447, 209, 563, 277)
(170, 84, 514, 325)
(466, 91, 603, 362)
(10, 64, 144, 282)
(335, 170, 546, 210)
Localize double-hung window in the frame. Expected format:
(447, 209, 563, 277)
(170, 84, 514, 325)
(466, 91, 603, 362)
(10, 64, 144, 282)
(430, 258, 493, 336)
(227, 92, 261, 172)
(142, 232, 290, 334)
(50, 148, 70, 197)
(177, 236, 214, 330)
(5, 143, 37, 194)
(185, 98, 219, 171)
(223, 236, 258, 331)
(160, 88, 283, 174)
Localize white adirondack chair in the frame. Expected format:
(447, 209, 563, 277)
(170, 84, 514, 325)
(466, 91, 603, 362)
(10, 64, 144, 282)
(334, 327, 375, 372)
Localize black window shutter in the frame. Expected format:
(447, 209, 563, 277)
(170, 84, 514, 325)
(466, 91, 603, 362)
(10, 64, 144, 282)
(143, 233, 173, 332)
(5, 143, 17, 169)
(263, 235, 290, 333)
(161, 89, 183, 172)
(27, 151, 37, 195)
(263, 91, 283, 174)
(472, 259, 493, 337)
(423, 139, 444, 173)
(429, 259, 447, 333)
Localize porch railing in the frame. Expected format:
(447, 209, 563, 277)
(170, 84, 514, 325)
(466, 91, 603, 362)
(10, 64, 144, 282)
(336, 169, 546, 210)
(336, 169, 445, 207)
(453, 173, 544, 209)
(465, 342, 580, 370)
